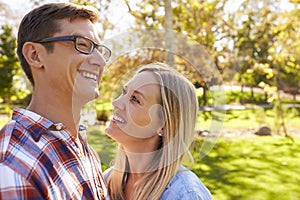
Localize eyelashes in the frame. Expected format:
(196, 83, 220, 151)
(122, 88, 141, 104)
(130, 95, 141, 104)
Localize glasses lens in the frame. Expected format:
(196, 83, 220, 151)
(75, 36, 110, 61)
(97, 46, 110, 61)
(76, 37, 93, 54)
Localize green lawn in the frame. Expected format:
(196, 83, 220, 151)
(190, 137, 300, 200)
(87, 127, 300, 200)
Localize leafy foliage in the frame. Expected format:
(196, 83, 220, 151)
(0, 25, 26, 103)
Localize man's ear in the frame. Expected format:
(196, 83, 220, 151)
(22, 42, 44, 69)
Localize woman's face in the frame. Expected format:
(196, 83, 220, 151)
(105, 71, 164, 152)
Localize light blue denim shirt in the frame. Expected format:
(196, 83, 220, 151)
(104, 165, 212, 200)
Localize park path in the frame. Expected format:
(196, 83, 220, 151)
(222, 85, 300, 100)
(198, 84, 300, 111)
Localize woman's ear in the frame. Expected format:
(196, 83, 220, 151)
(157, 128, 164, 137)
(22, 42, 44, 69)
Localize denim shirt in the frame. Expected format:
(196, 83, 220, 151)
(104, 165, 212, 200)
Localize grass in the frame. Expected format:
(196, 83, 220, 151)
(190, 137, 300, 200)
(87, 125, 117, 170)
(87, 128, 300, 200)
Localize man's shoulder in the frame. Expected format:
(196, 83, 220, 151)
(0, 116, 50, 165)
(0, 119, 41, 180)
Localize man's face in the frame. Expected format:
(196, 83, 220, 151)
(39, 18, 106, 104)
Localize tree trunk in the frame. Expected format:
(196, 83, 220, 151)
(240, 84, 244, 104)
(264, 92, 268, 103)
(164, 0, 174, 67)
(274, 67, 292, 140)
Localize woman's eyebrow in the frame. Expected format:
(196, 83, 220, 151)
(133, 89, 146, 99)
(125, 85, 146, 99)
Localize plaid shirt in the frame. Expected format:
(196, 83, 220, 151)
(0, 108, 107, 199)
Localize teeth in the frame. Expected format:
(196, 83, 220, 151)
(81, 71, 97, 81)
(113, 115, 125, 123)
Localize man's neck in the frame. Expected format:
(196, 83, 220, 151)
(27, 93, 83, 138)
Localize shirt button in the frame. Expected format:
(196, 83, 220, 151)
(54, 123, 63, 130)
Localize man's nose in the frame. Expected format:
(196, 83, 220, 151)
(90, 48, 106, 68)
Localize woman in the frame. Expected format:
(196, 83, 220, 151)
(104, 62, 212, 200)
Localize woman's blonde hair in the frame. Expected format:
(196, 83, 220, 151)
(107, 62, 198, 200)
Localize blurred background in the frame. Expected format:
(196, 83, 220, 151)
(0, 0, 299, 199)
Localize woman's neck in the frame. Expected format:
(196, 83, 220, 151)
(125, 150, 157, 174)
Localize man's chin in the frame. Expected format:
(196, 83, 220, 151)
(85, 91, 100, 103)
(72, 90, 100, 105)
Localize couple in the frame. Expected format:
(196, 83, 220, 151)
(0, 3, 212, 200)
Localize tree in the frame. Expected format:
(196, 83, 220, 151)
(272, 5, 300, 98)
(124, 0, 229, 67)
(233, 0, 279, 93)
(270, 3, 300, 137)
(121, 0, 227, 102)
(164, 0, 175, 67)
(0, 25, 23, 103)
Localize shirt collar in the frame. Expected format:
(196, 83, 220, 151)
(12, 108, 55, 142)
(12, 108, 89, 144)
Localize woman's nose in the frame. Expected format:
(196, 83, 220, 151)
(112, 95, 125, 110)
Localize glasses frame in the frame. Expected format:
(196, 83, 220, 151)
(35, 35, 111, 62)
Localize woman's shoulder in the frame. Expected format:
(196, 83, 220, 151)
(160, 165, 212, 200)
(103, 167, 112, 181)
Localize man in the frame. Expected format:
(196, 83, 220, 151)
(0, 3, 111, 199)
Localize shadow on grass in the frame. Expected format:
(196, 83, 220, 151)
(190, 137, 300, 200)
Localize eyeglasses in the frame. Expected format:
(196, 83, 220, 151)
(35, 35, 111, 62)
